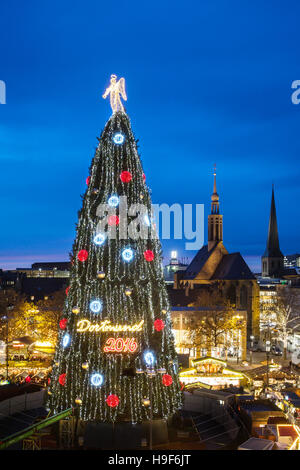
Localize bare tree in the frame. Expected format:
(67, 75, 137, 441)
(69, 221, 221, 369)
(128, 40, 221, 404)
(260, 286, 300, 360)
(185, 290, 245, 359)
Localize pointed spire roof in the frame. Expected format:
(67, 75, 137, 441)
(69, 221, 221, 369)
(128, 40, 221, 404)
(263, 185, 283, 258)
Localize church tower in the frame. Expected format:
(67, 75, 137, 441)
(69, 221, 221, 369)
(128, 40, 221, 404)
(208, 165, 223, 252)
(261, 186, 284, 277)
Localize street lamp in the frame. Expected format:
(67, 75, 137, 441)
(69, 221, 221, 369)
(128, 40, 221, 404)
(250, 335, 254, 366)
(266, 340, 271, 390)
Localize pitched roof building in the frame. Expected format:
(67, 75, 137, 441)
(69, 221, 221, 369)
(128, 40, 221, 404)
(173, 168, 260, 339)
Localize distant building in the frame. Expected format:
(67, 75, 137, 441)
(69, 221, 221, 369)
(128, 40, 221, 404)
(0, 262, 70, 301)
(173, 168, 260, 340)
(284, 254, 300, 269)
(164, 251, 188, 285)
(17, 262, 70, 278)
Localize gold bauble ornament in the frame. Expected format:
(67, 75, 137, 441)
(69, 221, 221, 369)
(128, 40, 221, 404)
(72, 306, 80, 314)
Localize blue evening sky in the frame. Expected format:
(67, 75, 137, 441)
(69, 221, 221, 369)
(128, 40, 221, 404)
(0, 1, 300, 272)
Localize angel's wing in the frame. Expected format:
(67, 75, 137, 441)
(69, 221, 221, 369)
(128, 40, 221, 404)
(118, 77, 127, 101)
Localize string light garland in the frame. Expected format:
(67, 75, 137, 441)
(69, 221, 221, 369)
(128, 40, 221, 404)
(47, 92, 182, 424)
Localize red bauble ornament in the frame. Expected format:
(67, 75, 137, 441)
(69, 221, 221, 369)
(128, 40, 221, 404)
(65, 286, 70, 296)
(59, 373, 66, 386)
(162, 374, 173, 387)
(108, 215, 119, 226)
(86, 176, 90, 185)
(25, 375, 31, 383)
(120, 171, 132, 183)
(180, 381, 185, 391)
(143, 173, 146, 182)
(78, 249, 88, 262)
(59, 318, 68, 330)
(48, 378, 51, 385)
(106, 394, 119, 408)
(144, 250, 154, 262)
(154, 319, 165, 332)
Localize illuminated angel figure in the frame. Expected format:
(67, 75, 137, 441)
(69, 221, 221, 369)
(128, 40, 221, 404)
(102, 74, 127, 113)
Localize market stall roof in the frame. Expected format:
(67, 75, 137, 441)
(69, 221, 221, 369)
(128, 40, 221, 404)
(8, 336, 35, 346)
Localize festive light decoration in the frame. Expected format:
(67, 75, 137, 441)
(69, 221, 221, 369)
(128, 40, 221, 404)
(112, 133, 125, 145)
(77, 319, 144, 333)
(86, 176, 90, 185)
(108, 215, 119, 226)
(162, 374, 173, 387)
(62, 333, 71, 348)
(106, 394, 119, 408)
(78, 250, 88, 262)
(102, 74, 127, 113)
(59, 318, 68, 330)
(58, 373, 66, 386)
(93, 233, 106, 246)
(143, 350, 155, 367)
(154, 319, 165, 332)
(47, 89, 182, 424)
(72, 306, 80, 314)
(91, 373, 104, 387)
(108, 194, 120, 207)
(121, 247, 134, 262)
(144, 250, 154, 262)
(25, 376, 31, 383)
(120, 171, 132, 183)
(103, 337, 138, 353)
(89, 300, 103, 314)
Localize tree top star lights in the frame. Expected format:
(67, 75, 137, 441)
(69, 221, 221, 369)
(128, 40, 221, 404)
(47, 76, 182, 423)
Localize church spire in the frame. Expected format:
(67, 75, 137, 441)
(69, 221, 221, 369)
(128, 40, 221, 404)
(208, 164, 223, 251)
(262, 185, 284, 277)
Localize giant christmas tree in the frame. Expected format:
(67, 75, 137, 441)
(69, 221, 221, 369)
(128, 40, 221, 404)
(48, 75, 182, 423)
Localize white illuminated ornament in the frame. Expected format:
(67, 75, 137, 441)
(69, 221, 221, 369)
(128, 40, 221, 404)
(143, 350, 155, 367)
(102, 74, 127, 114)
(93, 233, 106, 246)
(62, 333, 71, 348)
(89, 300, 103, 314)
(112, 133, 125, 145)
(108, 194, 120, 207)
(91, 373, 104, 387)
(121, 247, 134, 263)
